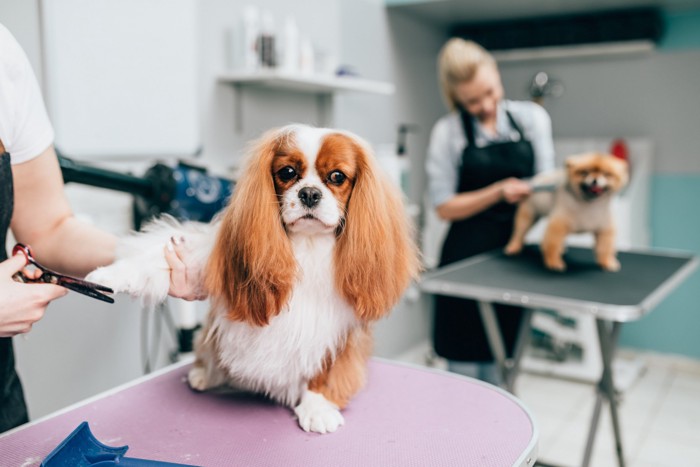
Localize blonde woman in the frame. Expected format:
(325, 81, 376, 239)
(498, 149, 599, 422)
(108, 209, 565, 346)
(426, 38, 555, 383)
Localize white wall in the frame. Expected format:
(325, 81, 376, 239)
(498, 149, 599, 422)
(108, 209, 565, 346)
(497, 49, 700, 173)
(0, 0, 43, 83)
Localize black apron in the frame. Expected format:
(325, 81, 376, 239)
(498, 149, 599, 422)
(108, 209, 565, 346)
(0, 140, 30, 432)
(433, 109, 535, 361)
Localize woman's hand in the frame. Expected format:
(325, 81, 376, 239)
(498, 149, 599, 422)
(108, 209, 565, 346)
(0, 254, 67, 337)
(499, 178, 532, 204)
(164, 236, 207, 301)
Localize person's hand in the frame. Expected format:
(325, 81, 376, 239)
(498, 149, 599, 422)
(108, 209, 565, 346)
(164, 236, 207, 301)
(499, 178, 532, 204)
(0, 253, 67, 337)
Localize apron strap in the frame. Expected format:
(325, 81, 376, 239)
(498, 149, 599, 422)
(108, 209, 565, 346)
(505, 111, 525, 139)
(459, 108, 476, 147)
(459, 107, 525, 147)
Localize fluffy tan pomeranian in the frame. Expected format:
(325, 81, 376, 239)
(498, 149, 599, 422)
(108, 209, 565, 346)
(504, 152, 629, 272)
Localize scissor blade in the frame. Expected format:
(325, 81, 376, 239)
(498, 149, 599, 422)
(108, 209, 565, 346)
(59, 281, 115, 304)
(76, 279, 114, 293)
(52, 274, 114, 296)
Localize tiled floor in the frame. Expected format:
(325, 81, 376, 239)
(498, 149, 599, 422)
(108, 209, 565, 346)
(515, 350, 700, 466)
(399, 346, 700, 467)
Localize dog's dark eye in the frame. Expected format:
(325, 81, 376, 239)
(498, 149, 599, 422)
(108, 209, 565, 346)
(277, 166, 297, 182)
(576, 170, 589, 177)
(328, 170, 346, 185)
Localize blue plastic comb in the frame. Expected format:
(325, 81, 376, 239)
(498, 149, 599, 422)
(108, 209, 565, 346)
(42, 422, 199, 467)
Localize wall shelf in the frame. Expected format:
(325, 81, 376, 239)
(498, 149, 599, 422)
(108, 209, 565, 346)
(219, 70, 395, 131)
(218, 70, 395, 95)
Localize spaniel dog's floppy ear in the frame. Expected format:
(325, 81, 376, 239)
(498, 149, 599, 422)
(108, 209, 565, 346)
(205, 129, 297, 326)
(334, 138, 421, 321)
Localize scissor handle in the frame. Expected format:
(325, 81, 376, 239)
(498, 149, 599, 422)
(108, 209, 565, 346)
(12, 243, 33, 264)
(11, 243, 115, 304)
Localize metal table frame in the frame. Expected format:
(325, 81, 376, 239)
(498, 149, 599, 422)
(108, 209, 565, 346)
(421, 247, 698, 467)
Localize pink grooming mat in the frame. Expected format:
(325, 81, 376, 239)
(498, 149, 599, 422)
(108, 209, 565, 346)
(0, 359, 537, 466)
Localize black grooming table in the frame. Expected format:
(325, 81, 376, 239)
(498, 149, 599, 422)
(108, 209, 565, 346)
(422, 245, 697, 322)
(420, 245, 698, 467)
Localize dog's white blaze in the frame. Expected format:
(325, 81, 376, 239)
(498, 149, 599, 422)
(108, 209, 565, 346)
(212, 233, 357, 406)
(293, 125, 333, 165)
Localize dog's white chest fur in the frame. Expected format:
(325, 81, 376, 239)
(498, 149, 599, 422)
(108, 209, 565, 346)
(210, 233, 357, 405)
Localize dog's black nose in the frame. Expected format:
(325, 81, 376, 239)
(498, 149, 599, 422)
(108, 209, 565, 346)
(298, 186, 322, 208)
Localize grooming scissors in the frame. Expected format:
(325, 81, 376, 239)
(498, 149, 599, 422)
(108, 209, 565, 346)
(11, 243, 114, 303)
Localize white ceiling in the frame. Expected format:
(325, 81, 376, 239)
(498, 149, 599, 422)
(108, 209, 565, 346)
(387, 0, 700, 26)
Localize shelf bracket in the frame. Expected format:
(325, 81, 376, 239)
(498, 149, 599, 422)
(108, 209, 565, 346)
(233, 84, 243, 133)
(316, 93, 332, 127)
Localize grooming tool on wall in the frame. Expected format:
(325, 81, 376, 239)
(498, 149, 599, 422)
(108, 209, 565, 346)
(529, 71, 564, 105)
(12, 243, 114, 304)
(58, 154, 234, 231)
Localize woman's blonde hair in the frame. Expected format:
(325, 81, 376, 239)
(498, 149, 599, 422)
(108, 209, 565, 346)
(438, 38, 497, 111)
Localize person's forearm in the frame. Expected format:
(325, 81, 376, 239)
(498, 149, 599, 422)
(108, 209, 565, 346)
(436, 182, 503, 221)
(10, 146, 117, 277)
(30, 217, 116, 277)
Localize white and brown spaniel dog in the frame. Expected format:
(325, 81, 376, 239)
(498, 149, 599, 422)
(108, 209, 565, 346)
(88, 124, 420, 433)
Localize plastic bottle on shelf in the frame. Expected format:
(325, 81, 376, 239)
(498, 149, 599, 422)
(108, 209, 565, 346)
(259, 10, 276, 68)
(241, 6, 260, 71)
(229, 6, 260, 71)
(375, 143, 402, 190)
(299, 37, 314, 75)
(396, 124, 418, 195)
(280, 16, 299, 73)
(398, 153, 411, 196)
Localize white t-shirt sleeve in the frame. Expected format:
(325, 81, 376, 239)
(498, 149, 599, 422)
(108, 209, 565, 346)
(0, 24, 54, 164)
(426, 115, 462, 208)
(523, 102, 555, 173)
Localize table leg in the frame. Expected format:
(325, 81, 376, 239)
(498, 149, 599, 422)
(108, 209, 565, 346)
(507, 308, 534, 392)
(477, 302, 533, 392)
(478, 301, 508, 387)
(581, 391, 604, 466)
(581, 320, 625, 467)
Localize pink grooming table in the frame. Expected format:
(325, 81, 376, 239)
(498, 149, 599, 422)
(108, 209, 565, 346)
(0, 359, 537, 467)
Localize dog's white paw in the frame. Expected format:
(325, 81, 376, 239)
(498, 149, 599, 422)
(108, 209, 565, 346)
(86, 260, 170, 304)
(86, 264, 127, 290)
(504, 241, 523, 256)
(294, 390, 344, 434)
(599, 257, 621, 272)
(187, 366, 209, 392)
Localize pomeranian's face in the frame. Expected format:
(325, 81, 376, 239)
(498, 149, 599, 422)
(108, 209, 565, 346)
(566, 152, 629, 201)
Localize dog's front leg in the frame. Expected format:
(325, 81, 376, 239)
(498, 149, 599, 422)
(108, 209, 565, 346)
(187, 318, 230, 391)
(541, 216, 569, 271)
(86, 218, 216, 305)
(294, 327, 371, 434)
(595, 226, 620, 272)
(505, 202, 536, 255)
